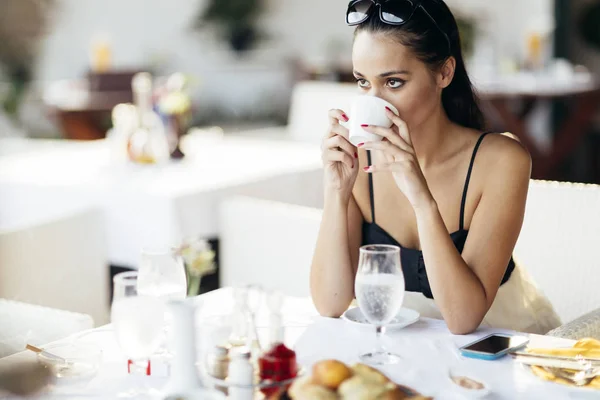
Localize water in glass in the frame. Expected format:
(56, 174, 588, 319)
(354, 245, 405, 365)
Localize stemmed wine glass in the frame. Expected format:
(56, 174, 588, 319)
(354, 245, 405, 365)
(137, 247, 187, 300)
(111, 271, 165, 397)
(137, 247, 187, 361)
(227, 285, 263, 355)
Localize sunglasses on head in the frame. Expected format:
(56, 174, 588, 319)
(346, 0, 451, 52)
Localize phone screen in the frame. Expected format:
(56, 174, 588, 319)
(463, 335, 528, 355)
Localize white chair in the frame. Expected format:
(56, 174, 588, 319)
(287, 81, 357, 144)
(232, 168, 325, 210)
(0, 185, 109, 326)
(548, 308, 600, 340)
(232, 81, 357, 144)
(0, 299, 93, 358)
(220, 180, 600, 331)
(514, 180, 600, 326)
(219, 196, 323, 297)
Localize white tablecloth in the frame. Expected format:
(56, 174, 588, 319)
(0, 133, 322, 267)
(0, 288, 589, 399)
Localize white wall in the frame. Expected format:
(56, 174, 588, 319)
(445, 0, 554, 60)
(31, 0, 553, 124)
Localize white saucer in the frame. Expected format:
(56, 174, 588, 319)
(341, 307, 420, 329)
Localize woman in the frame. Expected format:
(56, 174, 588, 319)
(310, 0, 560, 335)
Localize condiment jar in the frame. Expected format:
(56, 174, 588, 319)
(228, 350, 254, 400)
(207, 345, 229, 380)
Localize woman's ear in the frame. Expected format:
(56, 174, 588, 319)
(438, 57, 456, 89)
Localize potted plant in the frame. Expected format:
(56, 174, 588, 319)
(0, 0, 55, 120)
(194, 0, 265, 53)
(455, 15, 477, 59)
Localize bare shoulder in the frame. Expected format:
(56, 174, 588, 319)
(477, 132, 532, 174)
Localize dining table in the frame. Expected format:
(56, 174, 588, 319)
(0, 288, 589, 400)
(475, 70, 600, 180)
(0, 130, 322, 269)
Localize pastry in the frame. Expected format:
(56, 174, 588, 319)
(288, 375, 313, 398)
(289, 381, 337, 400)
(351, 363, 392, 385)
(312, 359, 354, 390)
(338, 375, 393, 400)
(288, 359, 426, 400)
(375, 387, 411, 400)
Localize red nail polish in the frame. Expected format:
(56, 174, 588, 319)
(363, 166, 370, 172)
(385, 106, 392, 112)
(354, 152, 358, 159)
(357, 143, 364, 147)
(342, 113, 349, 121)
(361, 124, 369, 128)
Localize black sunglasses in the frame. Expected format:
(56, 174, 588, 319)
(346, 0, 451, 53)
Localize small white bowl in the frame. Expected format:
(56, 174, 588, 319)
(447, 368, 491, 398)
(37, 342, 102, 386)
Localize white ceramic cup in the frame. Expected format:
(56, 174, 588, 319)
(346, 96, 399, 147)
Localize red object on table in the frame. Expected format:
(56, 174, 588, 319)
(258, 343, 298, 396)
(127, 359, 151, 376)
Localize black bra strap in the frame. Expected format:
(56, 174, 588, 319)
(460, 132, 491, 231)
(367, 150, 375, 223)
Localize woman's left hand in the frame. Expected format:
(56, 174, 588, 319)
(359, 108, 433, 209)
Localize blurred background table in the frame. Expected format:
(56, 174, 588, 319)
(477, 73, 600, 179)
(0, 131, 322, 291)
(43, 71, 140, 141)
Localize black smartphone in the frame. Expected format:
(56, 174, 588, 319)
(459, 333, 530, 360)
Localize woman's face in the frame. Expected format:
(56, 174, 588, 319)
(352, 31, 444, 130)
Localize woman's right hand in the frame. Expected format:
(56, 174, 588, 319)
(322, 109, 358, 200)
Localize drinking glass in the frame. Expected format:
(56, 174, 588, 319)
(137, 247, 187, 301)
(137, 247, 187, 361)
(111, 271, 165, 397)
(355, 245, 405, 365)
(227, 284, 263, 357)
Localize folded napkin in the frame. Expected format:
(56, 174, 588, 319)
(527, 338, 600, 388)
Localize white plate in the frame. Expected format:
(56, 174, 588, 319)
(341, 307, 420, 329)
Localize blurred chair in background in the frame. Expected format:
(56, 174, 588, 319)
(219, 180, 600, 334)
(286, 81, 356, 144)
(0, 185, 109, 326)
(219, 196, 322, 297)
(233, 81, 357, 144)
(514, 180, 600, 332)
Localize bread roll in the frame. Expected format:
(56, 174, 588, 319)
(351, 363, 392, 385)
(288, 375, 313, 399)
(375, 387, 410, 400)
(290, 383, 337, 400)
(338, 375, 391, 400)
(312, 360, 353, 390)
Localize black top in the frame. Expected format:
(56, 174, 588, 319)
(361, 132, 516, 299)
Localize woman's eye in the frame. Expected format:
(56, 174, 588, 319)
(356, 79, 369, 88)
(387, 79, 404, 89)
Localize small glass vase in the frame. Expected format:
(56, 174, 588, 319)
(187, 273, 203, 297)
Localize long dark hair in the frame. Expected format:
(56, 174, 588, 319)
(355, 0, 485, 130)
